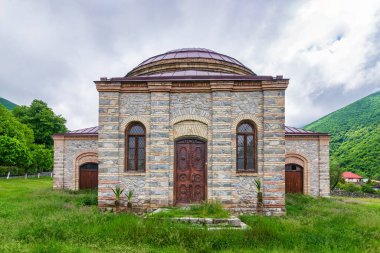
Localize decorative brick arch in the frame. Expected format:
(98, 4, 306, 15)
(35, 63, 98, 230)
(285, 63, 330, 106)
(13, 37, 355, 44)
(120, 115, 150, 134)
(173, 120, 208, 140)
(285, 153, 310, 194)
(231, 114, 263, 132)
(171, 114, 211, 126)
(73, 151, 98, 190)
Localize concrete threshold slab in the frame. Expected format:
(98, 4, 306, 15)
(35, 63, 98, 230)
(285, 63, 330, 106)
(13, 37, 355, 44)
(147, 208, 249, 229)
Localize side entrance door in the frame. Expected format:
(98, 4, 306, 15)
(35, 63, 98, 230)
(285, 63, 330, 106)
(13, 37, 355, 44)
(79, 163, 98, 189)
(175, 139, 206, 205)
(285, 164, 303, 193)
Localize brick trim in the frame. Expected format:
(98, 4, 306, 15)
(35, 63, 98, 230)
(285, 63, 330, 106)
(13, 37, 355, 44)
(171, 114, 211, 126)
(285, 153, 310, 195)
(120, 116, 151, 133)
(73, 151, 98, 190)
(173, 121, 208, 140)
(231, 114, 263, 131)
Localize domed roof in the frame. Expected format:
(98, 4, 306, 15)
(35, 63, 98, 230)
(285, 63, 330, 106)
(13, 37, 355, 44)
(126, 48, 256, 77)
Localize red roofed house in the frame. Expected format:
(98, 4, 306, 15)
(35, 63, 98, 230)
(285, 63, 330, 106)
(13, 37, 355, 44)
(342, 172, 363, 183)
(52, 48, 330, 216)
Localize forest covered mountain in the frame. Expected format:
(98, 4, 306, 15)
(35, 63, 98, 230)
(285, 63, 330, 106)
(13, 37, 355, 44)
(0, 97, 17, 110)
(304, 91, 380, 179)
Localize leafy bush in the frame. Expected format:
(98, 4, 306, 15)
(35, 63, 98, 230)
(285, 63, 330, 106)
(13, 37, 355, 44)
(80, 193, 98, 206)
(341, 183, 361, 192)
(336, 182, 345, 189)
(361, 184, 376, 194)
(0, 166, 26, 176)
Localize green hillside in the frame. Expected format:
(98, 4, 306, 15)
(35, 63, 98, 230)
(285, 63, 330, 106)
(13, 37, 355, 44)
(304, 91, 380, 179)
(0, 97, 17, 110)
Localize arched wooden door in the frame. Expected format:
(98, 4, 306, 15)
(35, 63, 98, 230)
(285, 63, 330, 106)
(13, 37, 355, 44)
(79, 163, 98, 189)
(175, 138, 206, 205)
(285, 164, 303, 193)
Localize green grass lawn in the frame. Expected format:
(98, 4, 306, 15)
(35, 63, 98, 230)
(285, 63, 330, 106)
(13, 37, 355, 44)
(0, 178, 379, 253)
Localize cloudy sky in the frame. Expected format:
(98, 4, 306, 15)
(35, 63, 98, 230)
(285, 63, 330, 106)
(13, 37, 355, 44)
(1, 0, 379, 130)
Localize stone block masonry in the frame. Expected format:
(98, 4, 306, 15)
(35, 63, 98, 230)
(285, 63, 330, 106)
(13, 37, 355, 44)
(98, 91, 120, 207)
(148, 89, 171, 207)
(262, 90, 286, 215)
(209, 88, 234, 204)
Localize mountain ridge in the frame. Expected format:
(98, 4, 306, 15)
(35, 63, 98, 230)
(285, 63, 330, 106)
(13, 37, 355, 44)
(304, 90, 380, 179)
(0, 97, 17, 110)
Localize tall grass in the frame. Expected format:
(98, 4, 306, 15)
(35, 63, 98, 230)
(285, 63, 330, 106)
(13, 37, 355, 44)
(150, 200, 230, 218)
(0, 178, 379, 252)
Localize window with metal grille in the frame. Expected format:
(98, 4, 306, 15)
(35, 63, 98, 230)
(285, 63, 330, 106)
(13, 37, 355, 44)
(236, 121, 257, 172)
(125, 123, 146, 172)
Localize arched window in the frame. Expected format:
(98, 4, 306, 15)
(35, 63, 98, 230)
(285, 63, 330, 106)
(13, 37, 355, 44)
(126, 123, 146, 172)
(236, 121, 257, 172)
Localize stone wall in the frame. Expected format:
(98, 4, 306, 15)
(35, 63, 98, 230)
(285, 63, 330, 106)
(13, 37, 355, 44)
(331, 189, 380, 198)
(97, 86, 288, 215)
(94, 78, 292, 215)
(285, 135, 330, 197)
(53, 136, 98, 190)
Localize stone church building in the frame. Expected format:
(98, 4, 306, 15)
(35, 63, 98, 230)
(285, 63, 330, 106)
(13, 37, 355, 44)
(53, 48, 330, 215)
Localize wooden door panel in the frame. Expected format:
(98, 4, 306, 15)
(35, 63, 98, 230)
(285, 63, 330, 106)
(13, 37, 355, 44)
(175, 139, 206, 204)
(285, 171, 303, 193)
(190, 143, 205, 203)
(79, 163, 98, 189)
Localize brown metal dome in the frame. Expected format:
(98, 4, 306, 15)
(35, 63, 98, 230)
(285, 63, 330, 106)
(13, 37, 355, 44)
(126, 48, 256, 77)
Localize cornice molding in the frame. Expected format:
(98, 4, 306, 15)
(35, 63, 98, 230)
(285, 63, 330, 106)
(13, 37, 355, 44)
(95, 80, 289, 93)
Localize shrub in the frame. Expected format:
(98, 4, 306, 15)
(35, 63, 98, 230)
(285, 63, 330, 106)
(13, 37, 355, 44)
(361, 184, 376, 194)
(0, 166, 26, 176)
(336, 182, 345, 189)
(80, 193, 98, 206)
(341, 183, 361, 192)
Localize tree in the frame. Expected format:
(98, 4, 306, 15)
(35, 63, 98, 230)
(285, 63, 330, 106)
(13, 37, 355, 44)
(0, 104, 34, 145)
(0, 136, 31, 168)
(13, 100, 67, 148)
(330, 160, 344, 190)
(29, 144, 54, 173)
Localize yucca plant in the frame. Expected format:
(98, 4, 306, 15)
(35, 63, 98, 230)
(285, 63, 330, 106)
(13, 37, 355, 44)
(254, 178, 262, 192)
(112, 186, 124, 207)
(254, 178, 263, 212)
(126, 190, 133, 208)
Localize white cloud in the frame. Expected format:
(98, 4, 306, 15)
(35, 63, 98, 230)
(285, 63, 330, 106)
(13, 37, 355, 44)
(0, 0, 379, 129)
